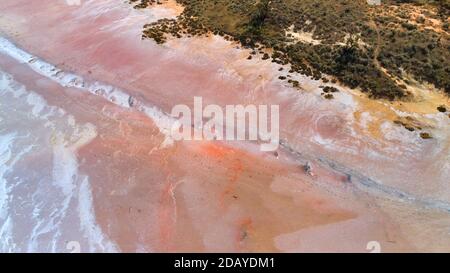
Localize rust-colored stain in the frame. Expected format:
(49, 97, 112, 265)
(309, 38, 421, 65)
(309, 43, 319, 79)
(201, 143, 245, 209)
(201, 142, 234, 158)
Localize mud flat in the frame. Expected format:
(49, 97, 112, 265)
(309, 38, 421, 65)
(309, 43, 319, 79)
(0, 0, 449, 252)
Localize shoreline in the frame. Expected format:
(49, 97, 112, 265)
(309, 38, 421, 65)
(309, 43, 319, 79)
(1, 34, 449, 214)
(0, 0, 449, 209)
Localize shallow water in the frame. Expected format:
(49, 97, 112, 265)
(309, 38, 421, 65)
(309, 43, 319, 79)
(0, 0, 449, 252)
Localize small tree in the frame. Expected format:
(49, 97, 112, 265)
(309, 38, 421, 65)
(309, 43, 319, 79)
(335, 34, 359, 67)
(246, 0, 270, 39)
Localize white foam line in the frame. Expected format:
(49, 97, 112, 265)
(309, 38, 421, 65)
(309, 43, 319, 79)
(0, 69, 119, 252)
(0, 36, 175, 147)
(0, 133, 15, 220)
(78, 177, 119, 253)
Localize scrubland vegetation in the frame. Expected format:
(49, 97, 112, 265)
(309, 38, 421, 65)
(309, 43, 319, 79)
(132, 0, 450, 101)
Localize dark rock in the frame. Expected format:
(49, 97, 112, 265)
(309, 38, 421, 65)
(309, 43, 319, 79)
(420, 132, 432, 139)
(437, 105, 447, 113)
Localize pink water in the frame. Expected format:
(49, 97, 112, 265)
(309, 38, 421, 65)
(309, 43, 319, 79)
(0, 0, 449, 252)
